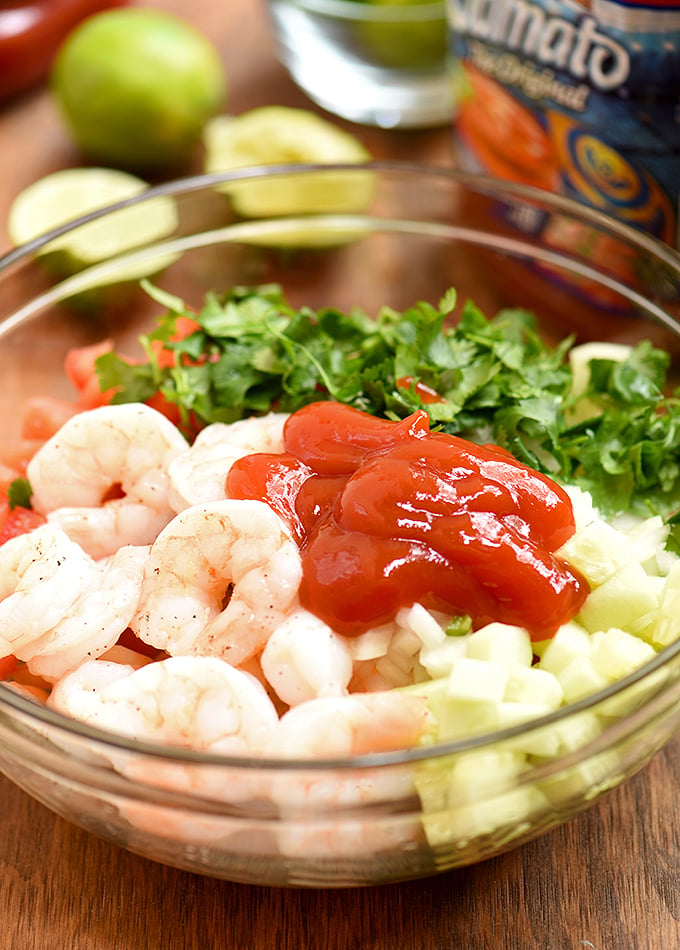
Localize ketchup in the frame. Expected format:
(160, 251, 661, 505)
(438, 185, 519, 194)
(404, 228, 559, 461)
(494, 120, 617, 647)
(226, 402, 588, 641)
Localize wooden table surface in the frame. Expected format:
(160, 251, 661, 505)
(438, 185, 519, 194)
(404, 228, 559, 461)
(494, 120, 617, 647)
(2, 2, 680, 948)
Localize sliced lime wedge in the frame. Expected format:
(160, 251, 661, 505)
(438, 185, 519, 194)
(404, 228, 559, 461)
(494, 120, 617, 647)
(8, 167, 178, 279)
(203, 107, 374, 219)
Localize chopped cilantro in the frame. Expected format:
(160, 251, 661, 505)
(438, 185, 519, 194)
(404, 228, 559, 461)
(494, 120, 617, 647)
(7, 477, 32, 510)
(95, 283, 680, 528)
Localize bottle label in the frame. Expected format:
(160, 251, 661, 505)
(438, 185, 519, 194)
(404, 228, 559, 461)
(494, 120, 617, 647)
(448, 0, 680, 249)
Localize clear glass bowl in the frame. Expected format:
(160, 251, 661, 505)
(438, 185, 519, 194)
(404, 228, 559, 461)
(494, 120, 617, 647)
(264, 0, 450, 128)
(1, 164, 680, 887)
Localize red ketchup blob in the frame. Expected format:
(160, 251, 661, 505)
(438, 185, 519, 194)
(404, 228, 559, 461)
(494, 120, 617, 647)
(226, 402, 588, 641)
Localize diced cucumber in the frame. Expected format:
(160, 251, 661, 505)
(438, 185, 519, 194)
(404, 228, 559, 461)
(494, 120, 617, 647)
(539, 749, 623, 805)
(567, 342, 632, 425)
(464, 622, 533, 668)
(643, 560, 680, 647)
(447, 657, 509, 703)
(423, 785, 548, 848)
(538, 622, 592, 675)
(595, 672, 661, 721)
(491, 702, 562, 757)
(555, 655, 609, 703)
(448, 748, 528, 798)
(589, 628, 656, 681)
(558, 519, 633, 587)
(420, 636, 468, 679)
(578, 561, 662, 634)
(415, 747, 527, 814)
(623, 516, 670, 574)
(516, 708, 601, 760)
(504, 665, 563, 708)
(562, 484, 599, 531)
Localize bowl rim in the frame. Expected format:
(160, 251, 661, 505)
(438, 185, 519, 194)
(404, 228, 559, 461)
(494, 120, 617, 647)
(2, 161, 679, 275)
(2, 635, 679, 770)
(1, 160, 680, 771)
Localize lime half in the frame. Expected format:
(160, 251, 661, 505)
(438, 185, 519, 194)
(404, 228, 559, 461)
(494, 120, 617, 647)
(203, 106, 374, 219)
(8, 167, 179, 279)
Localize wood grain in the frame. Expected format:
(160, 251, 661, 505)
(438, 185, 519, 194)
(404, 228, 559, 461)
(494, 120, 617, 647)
(1, 1, 680, 947)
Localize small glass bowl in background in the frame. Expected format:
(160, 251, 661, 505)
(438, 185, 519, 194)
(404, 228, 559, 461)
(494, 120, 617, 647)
(1, 164, 680, 886)
(264, 0, 451, 128)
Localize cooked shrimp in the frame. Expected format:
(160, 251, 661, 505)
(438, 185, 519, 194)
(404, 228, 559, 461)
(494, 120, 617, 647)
(270, 692, 429, 858)
(167, 412, 287, 512)
(260, 607, 353, 706)
(26, 403, 188, 558)
(28, 544, 150, 682)
(0, 523, 97, 643)
(49, 655, 280, 754)
(0, 524, 148, 682)
(131, 499, 302, 666)
(273, 691, 430, 759)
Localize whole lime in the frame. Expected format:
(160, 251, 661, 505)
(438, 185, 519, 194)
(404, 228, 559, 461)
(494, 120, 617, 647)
(51, 8, 227, 171)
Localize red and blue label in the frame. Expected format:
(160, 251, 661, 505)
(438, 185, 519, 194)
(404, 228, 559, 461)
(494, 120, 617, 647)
(448, 0, 680, 248)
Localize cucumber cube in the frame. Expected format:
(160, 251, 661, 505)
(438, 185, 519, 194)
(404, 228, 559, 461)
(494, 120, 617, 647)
(589, 628, 656, 681)
(515, 709, 601, 759)
(540, 750, 622, 805)
(447, 657, 509, 703)
(624, 515, 670, 572)
(556, 655, 609, 703)
(504, 665, 563, 709)
(578, 562, 662, 634)
(448, 748, 527, 802)
(538, 622, 592, 675)
(420, 636, 468, 678)
(425, 785, 548, 847)
(465, 622, 533, 668)
(558, 519, 632, 587)
(647, 560, 680, 647)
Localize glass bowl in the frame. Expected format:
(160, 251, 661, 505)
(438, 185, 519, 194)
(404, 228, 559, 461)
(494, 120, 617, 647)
(264, 0, 450, 129)
(1, 163, 680, 888)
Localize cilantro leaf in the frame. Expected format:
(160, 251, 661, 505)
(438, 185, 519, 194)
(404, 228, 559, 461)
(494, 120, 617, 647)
(7, 477, 32, 510)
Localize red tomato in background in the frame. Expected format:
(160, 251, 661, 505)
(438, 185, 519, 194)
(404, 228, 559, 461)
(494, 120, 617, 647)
(20, 396, 77, 440)
(0, 0, 129, 102)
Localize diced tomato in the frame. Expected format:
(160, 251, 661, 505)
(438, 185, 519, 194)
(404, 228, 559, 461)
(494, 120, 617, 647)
(144, 391, 202, 439)
(0, 506, 46, 545)
(144, 390, 183, 427)
(21, 396, 78, 441)
(0, 655, 18, 680)
(149, 315, 201, 369)
(64, 339, 114, 392)
(74, 373, 116, 410)
(396, 376, 445, 405)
